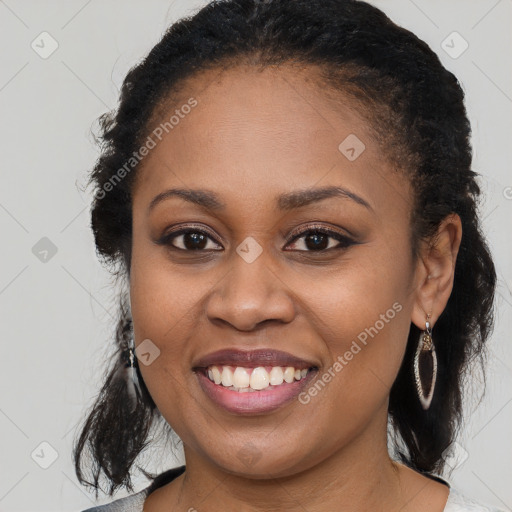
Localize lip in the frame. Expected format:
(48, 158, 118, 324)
(195, 368, 319, 415)
(192, 348, 318, 371)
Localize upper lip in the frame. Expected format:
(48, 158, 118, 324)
(192, 348, 318, 370)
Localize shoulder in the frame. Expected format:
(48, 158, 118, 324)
(79, 465, 186, 512)
(417, 469, 505, 512)
(444, 486, 507, 512)
(80, 488, 148, 512)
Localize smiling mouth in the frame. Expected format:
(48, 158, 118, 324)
(199, 364, 316, 392)
(194, 364, 319, 415)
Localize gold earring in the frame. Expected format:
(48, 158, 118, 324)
(414, 314, 437, 410)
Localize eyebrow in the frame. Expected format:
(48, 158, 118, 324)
(148, 185, 373, 213)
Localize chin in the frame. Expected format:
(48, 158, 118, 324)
(204, 444, 318, 480)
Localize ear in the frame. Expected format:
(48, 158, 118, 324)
(411, 213, 463, 329)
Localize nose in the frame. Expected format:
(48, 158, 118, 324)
(206, 250, 296, 332)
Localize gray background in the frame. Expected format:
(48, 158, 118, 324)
(0, 1, 510, 510)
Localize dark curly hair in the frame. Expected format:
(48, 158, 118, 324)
(73, 0, 497, 498)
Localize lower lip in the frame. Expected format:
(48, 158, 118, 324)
(195, 369, 318, 415)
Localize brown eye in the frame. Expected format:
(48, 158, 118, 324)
(285, 227, 355, 252)
(157, 227, 223, 251)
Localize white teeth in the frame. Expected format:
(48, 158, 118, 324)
(250, 367, 270, 390)
(206, 365, 311, 391)
(221, 366, 233, 387)
(233, 367, 250, 388)
(269, 366, 284, 386)
(211, 366, 222, 385)
(283, 367, 295, 383)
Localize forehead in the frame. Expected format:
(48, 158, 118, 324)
(132, 64, 412, 218)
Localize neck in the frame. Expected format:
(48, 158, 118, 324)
(168, 406, 409, 512)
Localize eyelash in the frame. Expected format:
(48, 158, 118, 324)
(156, 223, 356, 254)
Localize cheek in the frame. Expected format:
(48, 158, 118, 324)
(128, 222, 213, 342)
(129, 238, 189, 393)
(307, 238, 412, 342)
(128, 239, 227, 408)
(299, 233, 414, 399)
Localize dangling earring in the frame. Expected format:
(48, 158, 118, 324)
(414, 314, 437, 410)
(125, 339, 142, 413)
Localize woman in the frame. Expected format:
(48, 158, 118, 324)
(74, 0, 504, 510)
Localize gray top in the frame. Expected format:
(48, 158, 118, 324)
(81, 467, 506, 512)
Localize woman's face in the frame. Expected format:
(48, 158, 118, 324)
(130, 64, 421, 478)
